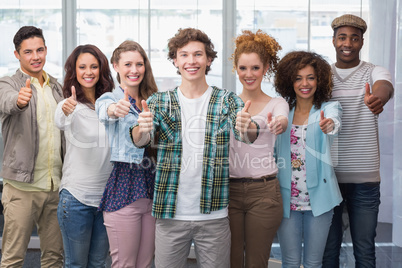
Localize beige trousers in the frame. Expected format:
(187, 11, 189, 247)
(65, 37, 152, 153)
(1, 184, 63, 268)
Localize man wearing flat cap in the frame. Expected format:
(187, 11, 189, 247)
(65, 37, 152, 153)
(322, 14, 394, 268)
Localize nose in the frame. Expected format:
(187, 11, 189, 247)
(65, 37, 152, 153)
(301, 77, 309, 86)
(32, 51, 39, 60)
(344, 37, 352, 47)
(189, 54, 196, 64)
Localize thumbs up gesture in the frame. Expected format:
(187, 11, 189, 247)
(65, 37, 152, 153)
(62, 86, 78, 116)
(113, 88, 131, 118)
(267, 112, 285, 135)
(236, 100, 254, 140)
(364, 83, 383, 114)
(137, 100, 153, 134)
(319, 110, 335, 134)
(17, 79, 32, 108)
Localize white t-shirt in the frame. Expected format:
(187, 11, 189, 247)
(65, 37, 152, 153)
(55, 101, 113, 207)
(174, 86, 227, 220)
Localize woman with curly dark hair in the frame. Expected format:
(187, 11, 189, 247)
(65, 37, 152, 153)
(54, 44, 114, 267)
(229, 29, 289, 268)
(274, 51, 343, 267)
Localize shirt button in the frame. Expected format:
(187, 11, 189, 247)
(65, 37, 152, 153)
(323, 178, 327, 183)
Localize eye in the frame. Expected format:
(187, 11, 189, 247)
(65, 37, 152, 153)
(79, 66, 85, 69)
(253, 66, 260, 71)
(125, 63, 131, 67)
(137, 63, 144, 67)
(239, 66, 246, 71)
(295, 77, 301, 81)
(92, 65, 99, 69)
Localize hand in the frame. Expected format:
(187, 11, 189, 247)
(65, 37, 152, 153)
(113, 88, 131, 118)
(267, 112, 284, 135)
(62, 86, 77, 116)
(364, 83, 384, 114)
(236, 100, 253, 139)
(319, 110, 335, 134)
(17, 79, 32, 108)
(137, 100, 153, 135)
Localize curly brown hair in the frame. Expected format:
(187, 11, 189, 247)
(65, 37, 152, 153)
(231, 29, 282, 80)
(111, 40, 158, 101)
(167, 28, 217, 75)
(275, 51, 333, 109)
(63, 44, 114, 104)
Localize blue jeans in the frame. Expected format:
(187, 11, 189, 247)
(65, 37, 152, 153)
(277, 210, 333, 268)
(323, 182, 380, 268)
(57, 189, 109, 268)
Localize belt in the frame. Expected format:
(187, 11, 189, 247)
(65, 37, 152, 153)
(229, 174, 277, 183)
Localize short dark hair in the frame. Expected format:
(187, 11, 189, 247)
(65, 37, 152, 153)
(13, 26, 45, 52)
(275, 51, 333, 110)
(167, 28, 217, 75)
(63, 44, 114, 105)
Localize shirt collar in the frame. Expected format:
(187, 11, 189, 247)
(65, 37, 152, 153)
(20, 68, 50, 87)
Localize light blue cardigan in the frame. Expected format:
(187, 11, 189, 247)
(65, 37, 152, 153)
(95, 88, 145, 164)
(275, 101, 343, 218)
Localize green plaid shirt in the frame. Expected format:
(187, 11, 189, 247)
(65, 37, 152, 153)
(132, 86, 257, 219)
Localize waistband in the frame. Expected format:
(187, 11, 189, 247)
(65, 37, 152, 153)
(229, 174, 277, 183)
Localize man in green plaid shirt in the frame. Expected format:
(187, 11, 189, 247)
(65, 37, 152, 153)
(131, 28, 258, 268)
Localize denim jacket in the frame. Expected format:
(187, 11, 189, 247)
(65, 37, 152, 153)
(95, 88, 144, 163)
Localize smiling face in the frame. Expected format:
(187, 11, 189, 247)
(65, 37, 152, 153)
(236, 52, 268, 93)
(14, 37, 47, 79)
(333, 26, 364, 68)
(75, 52, 100, 93)
(113, 50, 145, 90)
(173, 41, 212, 83)
(293, 65, 317, 103)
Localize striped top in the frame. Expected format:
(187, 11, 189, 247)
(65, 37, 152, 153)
(331, 61, 386, 183)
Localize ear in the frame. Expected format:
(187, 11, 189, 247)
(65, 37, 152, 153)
(14, 50, 20, 60)
(264, 65, 269, 75)
(207, 57, 212, 67)
(173, 58, 178, 68)
(332, 36, 336, 47)
(113, 62, 119, 72)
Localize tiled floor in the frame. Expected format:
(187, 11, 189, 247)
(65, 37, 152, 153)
(0, 221, 401, 267)
(269, 222, 402, 268)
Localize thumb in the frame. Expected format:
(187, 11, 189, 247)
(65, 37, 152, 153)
(25, 78, 31, 89)
(365, 83, 371, 97)
(71, 86, 77, 100)
(267, 112, 273, 123)
(124, 88, 129, 101)
(242, 100, 251, 113)
(320, 110, 325, 121)
(142, 100, 150, 112)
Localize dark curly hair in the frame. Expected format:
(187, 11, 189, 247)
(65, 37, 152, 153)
(111, 40, 158, 101)
(231, 29, 281, 80)
(167, 28, 217, 75)
(275, 51, 333, 109)
(63, 44, 114, 105)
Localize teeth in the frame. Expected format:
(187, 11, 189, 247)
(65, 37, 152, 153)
(84, 78, 93, 81)
(300, 89, 310, 92)
(186, 68, 197, 72)
(128, 76, 139, 79)
(343, 50, 351, 55)
(246, 80, 254, 83)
